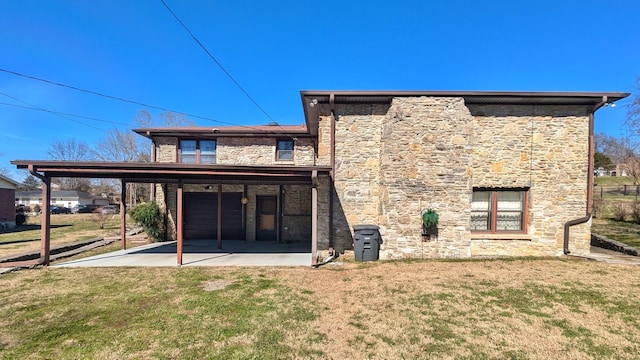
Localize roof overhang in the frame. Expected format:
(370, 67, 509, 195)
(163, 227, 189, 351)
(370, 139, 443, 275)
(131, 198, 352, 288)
(133, 125, 313, 139)
(300, 90, 630, 136)
(11, 161, 331, 184)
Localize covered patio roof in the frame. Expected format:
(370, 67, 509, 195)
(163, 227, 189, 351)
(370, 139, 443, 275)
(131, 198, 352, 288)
(12, 160, 331, 183)
(8, 160, 331, 268)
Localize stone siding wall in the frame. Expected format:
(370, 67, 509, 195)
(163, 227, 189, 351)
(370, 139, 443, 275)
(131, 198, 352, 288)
(331, 104, 389, 252)
(155, 137, 177, 163)
(469, 104, 591, 256)
(154, 137, 315, 166)
(323, 98, 592, 259)
(378, 97, 473, 259)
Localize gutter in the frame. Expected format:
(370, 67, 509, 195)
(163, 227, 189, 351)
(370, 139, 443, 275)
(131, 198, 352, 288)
(329, 93, 335, 254)
(563, 96, 607, 254)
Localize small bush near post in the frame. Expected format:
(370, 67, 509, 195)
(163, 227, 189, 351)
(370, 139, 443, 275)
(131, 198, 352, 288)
(610, 203, 628, 222)
(632, 203, 640, 224)
(128, 201, 164, 242)
(592, 199, 605, 219)
(15, 205, 28, 226)
(92, 212, 111, 229)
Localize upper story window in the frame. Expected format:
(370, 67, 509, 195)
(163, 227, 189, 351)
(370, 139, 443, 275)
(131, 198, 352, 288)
(179, 139, 216, 164)
(276, 139, 294, 161)
(471, 189, 528, 233)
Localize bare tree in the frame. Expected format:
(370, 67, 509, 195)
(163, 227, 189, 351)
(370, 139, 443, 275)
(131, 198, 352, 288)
(625, 76, 640, 134)
(1, 151, 13, 177)
(93, 129, 143, 162)
(48, 139, 92, 161)
(621, 77, 640, 184)
(92, 128, 151, 206)
(47, 139, 93, 190)
(596, 133, 627, 164)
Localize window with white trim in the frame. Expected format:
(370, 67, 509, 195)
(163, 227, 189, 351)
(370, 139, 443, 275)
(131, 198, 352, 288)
(471, 189, 527, 233)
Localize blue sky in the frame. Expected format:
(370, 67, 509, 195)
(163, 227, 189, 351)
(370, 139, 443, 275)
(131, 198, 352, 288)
(1, 0, 639, 181)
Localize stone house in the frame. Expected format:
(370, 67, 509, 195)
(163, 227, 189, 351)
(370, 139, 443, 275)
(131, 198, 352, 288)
(133, 90, 628, 261)
(12, 90, 629, 266)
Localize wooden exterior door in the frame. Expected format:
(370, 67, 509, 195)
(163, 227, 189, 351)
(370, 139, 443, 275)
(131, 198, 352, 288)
(256, 196, 277, 241)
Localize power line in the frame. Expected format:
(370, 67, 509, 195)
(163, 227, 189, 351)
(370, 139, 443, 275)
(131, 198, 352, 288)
(0, 68, 299, 138)
(0, 91, 106, 132)
(159, 0, 277, 124)
(0, 102, 131, 126)
(0, 68, 236, 126)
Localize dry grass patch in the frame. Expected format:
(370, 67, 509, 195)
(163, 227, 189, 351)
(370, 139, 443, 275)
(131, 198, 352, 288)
(1, 259, 640, 359)
(0, 214, 123, 258)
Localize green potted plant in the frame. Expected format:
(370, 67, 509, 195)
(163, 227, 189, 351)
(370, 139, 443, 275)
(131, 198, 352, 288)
(422, 208, 439, 238)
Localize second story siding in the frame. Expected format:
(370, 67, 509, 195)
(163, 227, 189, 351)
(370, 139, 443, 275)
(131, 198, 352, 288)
(150, 133, 316, 166)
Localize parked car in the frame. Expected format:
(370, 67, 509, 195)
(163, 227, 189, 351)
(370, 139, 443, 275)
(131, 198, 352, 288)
(71, 204, 100, 214)
(50, 206, 72, 214)
(99, 205, 120, 214)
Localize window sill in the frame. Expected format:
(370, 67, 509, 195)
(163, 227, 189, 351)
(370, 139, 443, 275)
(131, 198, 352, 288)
(471, 233, 532, 241)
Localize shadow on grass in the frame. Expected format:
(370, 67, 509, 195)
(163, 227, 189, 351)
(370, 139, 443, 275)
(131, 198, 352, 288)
(0, 224, 71, 239)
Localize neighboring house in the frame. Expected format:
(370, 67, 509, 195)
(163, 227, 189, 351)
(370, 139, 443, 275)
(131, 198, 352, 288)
(0, 174, 20, 229)
(12, 90, 630, 265)
(15, 190, 110, 209)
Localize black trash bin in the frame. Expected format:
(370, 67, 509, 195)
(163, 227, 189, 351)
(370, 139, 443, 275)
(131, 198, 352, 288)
(352, 225, 382, 262)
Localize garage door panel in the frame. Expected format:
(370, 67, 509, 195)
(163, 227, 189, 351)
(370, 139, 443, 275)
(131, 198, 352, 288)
(184, 192, 243, 239)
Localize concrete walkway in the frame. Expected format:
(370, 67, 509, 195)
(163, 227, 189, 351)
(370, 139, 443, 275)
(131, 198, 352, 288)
(52, 240, 313, 268)
(569, 246, 640, 265)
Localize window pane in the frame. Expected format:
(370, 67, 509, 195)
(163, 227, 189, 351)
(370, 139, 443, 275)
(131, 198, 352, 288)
(180, 140, 196, 164)
(496, 212, 522, 231)
(200, 140, 216, 164)
(277, 140, 294, 160)
(471, 191, 492, 231)
(496, 191, 524, 231)
(471, 191, 491, 211)
(471, 213, 490, 231)
(277, 140, 293, 150)
(277, 150, 293, 160)
(497, 191, 522, 211)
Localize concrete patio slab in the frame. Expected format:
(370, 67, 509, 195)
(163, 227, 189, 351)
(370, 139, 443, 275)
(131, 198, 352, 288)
(53, 240, 313, 267)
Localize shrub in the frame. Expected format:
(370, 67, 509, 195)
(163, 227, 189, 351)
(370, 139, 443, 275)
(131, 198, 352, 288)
(32, 204, 41, 213)
(92, 212, 111, 229)
(15, 205, 28, 226)
(592, 199, 605, 219)
(632, 203, 640, 225)
(610, 203, 628, 222)
(128, 201, 164, 242)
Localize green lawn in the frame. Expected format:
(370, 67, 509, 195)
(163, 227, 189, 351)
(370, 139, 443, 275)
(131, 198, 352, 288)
(593, 217, 640, 249)
(594, 176, 634, 185)
(1, 259, 639, 359)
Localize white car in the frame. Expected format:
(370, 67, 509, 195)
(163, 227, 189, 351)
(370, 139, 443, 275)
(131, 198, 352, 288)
(99, 205, 120, 214)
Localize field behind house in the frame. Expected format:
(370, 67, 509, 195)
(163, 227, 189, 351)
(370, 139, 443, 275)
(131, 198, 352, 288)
(592, 176, 640, 248)
(1, 259, 640, 359)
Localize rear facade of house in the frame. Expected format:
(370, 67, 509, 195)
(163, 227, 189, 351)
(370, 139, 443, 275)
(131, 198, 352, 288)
(139, 91, 628, 260)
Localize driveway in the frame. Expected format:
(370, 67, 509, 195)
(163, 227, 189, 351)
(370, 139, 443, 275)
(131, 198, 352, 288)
(53, 240, 313, 267)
